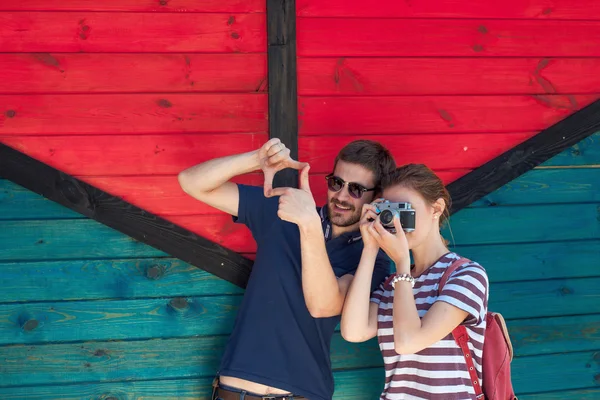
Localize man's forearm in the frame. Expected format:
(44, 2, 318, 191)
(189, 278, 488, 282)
(299, 218, 347, 318)
(178, 150, 260, 195)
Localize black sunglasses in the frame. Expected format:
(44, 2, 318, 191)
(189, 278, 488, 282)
(325, 174, 376, 199)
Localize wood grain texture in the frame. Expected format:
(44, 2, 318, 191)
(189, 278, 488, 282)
(0, 258, 243, 303)
(297, 18, 600, 57)
(0, 0, 265, 12)
(2, 201, 598, 258)
(0, 53, 267, 94)
(1, 346, 599, 396)
(543, 132, 600, 166)
(301, 133, 537, 172)
(297, 95, 597, 135)
(447, 100, 600, 213)
(0, 134, 268, 176)
(267, 0, 299, 188)
(1, 133, 493, 175)
(469, 168, 600, 206)
(0, 12, 266, 53)
(298, 57, 600, 96)
(1, 377, 598, 400)
(0, 145, 254, 286)
(0, 315, 600, 387)
(508, 314, 600, 357)
(2, 277, 599, 345)
(1, 317, 598, 386)
(0, 172, 462, 220)
(0, 220, 165, 261)
(0, 179, 81, 219)
(488, 277, 600, 320)
(0, 94, 267, 135)
(0, 295, 241, 345)
(2, 240, 598, 303)
(456, 240, 600, 283)
(444, 203, 600, 245)
(296, 0, 600, 19)
(0, 334, 381, 386)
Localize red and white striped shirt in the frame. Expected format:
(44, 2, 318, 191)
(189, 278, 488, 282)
(370, 252, 489, 400)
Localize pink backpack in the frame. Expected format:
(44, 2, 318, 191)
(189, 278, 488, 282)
(439, 257, 518, 400)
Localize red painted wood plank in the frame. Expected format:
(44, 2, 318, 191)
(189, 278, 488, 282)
(299, 133, 536, 171)
(82, 170, 470, 217)
(83, 174, 263, 216)
(298, 95, 597, 135)
(0, 54, 267, 94)
(0, 94, 267, 134)
(0, 134, 268, 175)
(297, 18, 600, 57)
(0, 132, 532, 176)
(298, 58, 600, 96)
(297, 0, 600, 20)
(169, 214, 256, 253)
(0, 0, 265, 13)
(0, 12, 265, 53)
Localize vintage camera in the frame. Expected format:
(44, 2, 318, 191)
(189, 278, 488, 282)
(376, 201, 416, 233)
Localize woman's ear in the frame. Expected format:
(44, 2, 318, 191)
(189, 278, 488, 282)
(432, 198, 446, 219)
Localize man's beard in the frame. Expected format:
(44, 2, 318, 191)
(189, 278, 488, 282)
(328, 199, 362, 228)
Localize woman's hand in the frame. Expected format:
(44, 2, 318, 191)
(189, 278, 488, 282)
(369, 213, 411, 272)
(359, 202, 381, 252)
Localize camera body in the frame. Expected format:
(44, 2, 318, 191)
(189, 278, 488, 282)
(376, 201, 416, 233)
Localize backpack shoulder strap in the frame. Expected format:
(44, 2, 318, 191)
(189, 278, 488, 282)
(438, 256, 470, 295)
(439, 256, 485, 399)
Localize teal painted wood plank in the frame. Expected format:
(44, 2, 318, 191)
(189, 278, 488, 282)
(2, 277, 599, 345)
(1, 350, 597, 397)
(0, 220, 166, 261)
(490, 276, 600, 320)
(0, 180, 82, 220)
(470, 169, 600, 207)
(0, 378, 213, 400)
(508, 314, 600, 357)
(443, 203, 600, 245)
(1, 203, 597, 262)
(0, 258, 242, 303)
(542, 131, 600, 167)
(456, 240, 600, 283)
(0, 336, 227, 387)
(512, 351, 600, 394)
(0, 334, 381, 387)
(3, 313, 598, 387)
(0, 296, 242, 345)
(519, 388, 600, 399)
(1, 240, 597, 304)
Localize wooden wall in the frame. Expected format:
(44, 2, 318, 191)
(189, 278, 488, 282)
(297, 0, 600, 207)
(0, 1, 267, 257)
(1, 135, 599, 398)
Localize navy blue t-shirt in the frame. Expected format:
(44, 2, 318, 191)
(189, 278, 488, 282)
(218, 185, 390, 400)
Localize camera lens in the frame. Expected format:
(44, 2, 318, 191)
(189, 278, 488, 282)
(379, 209, 394, 225)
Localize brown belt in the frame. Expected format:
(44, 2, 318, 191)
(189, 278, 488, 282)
(212, 380, 305, 400)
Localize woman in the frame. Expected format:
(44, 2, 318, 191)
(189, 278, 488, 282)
(341, 164, 489, 400)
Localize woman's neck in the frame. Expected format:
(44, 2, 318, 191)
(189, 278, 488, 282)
(411, 230, 450, 277)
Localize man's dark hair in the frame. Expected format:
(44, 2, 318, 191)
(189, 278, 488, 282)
(334, 140, 397, 188)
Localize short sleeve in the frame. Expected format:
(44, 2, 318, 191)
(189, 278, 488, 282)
(370, 280, 387, 306)
(437, 263, 489, 326)
(371, 250, 392, 293)
(234, 184, 279, 241)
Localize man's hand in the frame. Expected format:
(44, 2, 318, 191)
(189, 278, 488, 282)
(259, 138, 308, 197)
(268, 165, 319, 229)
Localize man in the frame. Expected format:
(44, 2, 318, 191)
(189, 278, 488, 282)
(178, 138, 396, 400)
